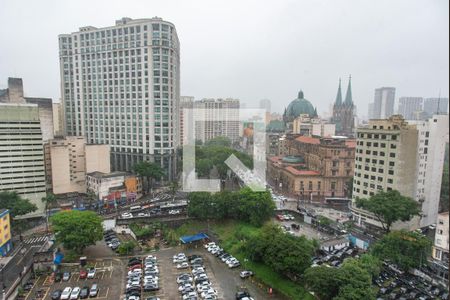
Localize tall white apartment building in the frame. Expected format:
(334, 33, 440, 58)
(351, 115, 449, 230)
(397, 97, 423, 120)
(0, 103, 46, 217)
(59, 17, 180, 178)
(193, 98, 240, 143)
(179, 96, 194, 146)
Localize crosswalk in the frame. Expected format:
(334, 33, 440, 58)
(23, 235, 49, 245)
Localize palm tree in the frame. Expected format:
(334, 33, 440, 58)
(41, 193, 57, 233)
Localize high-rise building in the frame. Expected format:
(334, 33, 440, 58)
(372, 87, 396, 119)
(259, 99, 271, 112)
(0, 103, 46, 217)
(0, 77, 54, 142)
(397, 97, 423, 120)
(331, 77, 355, 137)
(179, 96, 194, 146)
(193, 98, 240, 143)
(52, 102, 64, 136)
(44, 136, 110, 194)
(351, 115, 449, 230)
(292, 114, 335, 137)
(368, 103, 375, 120)
(59, 17, 180, 179)
(424, 98, 449, 116)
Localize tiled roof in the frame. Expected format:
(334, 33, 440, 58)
(295, 136, 320, 144)
(285, 166, 320, 176)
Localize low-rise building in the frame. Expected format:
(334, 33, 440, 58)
(292, 114, 335, 137)
(0, 209, 12, 256)
(86, 172, 142, 208)
(432, 212, 449, 263)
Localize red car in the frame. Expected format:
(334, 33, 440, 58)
(276, 214, 285, 221)
(79, 269, 88, 279)
(129, 264, 142, 271)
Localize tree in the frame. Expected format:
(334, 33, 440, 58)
(304, 258, 376, 300)
(41, 193, 57, 232)
(117, 241, 136, 255)
(133, 161, 165, 194)
(238, 188, 275, 226)
(304, 266, 340, 300)
(355, 190, 420, 233)
(51, 210, 103, 254)
(0, 191, 37, 218)
(439, 144, 449, 211)
(371, 230, 431, 270)
(245, 224, 316, 277)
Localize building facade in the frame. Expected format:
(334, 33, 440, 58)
(86, 171, 142, 208)
(293, 114, 336, 137)
(268, 136, 355, 202)
(0, 77, 54, 142)
(44, 136, 110, 194)
(432, 212, 449, 263)
(59, 17, 180, 178)
(397, 97, 423, 120)
(52, 102, 64, 136)
(332, 78, 355, 136)
(351, 115, 449, 230)
(0, 104, 46, 217)
(179, 96, 194, 146)
(370, 87, 396, 119)
(193, 98, 240, 143)
(0, 209, 12, 256)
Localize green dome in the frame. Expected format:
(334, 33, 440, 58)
(284, 91, 316, 120)
(282, 155, 305, 164)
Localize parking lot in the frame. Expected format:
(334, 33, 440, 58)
(123, 246, 283, 300)
(23, 259, 124, 300)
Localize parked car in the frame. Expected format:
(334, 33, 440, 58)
(70, 286, 81, 299)
(89, 283, 99, 297)
(87, 268, 96, 279)
(51, 290, 63, 300)
(62, 271, 71, 281)
(79, 269, 88, 279)
(60, 287, 72, 300)
(79, 286, 90, 299)
(239, 271, 254, 278)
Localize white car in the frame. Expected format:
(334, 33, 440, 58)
(121, 212, 133, 219)
(60, 287, 72, 300)
(201, 288, 218, 298)
(204, 242, 215, 249)
(177, 262, 189, 269)
(182, 292, 198, 300)
(87, 268, 96, 279)
(70, 287, 81, 300)
(179, 283, 194, 292)
(197, 284, 212, 293)
(225, 257, 237, 264)
(173, 257, 187, 263)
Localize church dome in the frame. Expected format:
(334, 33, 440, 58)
(285, 91, 316, 120)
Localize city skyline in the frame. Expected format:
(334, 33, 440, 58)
(0, 0, 448, 117)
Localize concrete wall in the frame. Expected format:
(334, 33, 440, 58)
(86, 144, 111, 173)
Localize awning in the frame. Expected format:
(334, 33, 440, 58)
(179, 233, 209, 244)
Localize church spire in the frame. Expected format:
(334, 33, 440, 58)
(335, 78, 343, 106)
(344, 75, 353, 106)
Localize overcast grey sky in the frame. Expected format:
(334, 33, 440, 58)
(0, 0, 448, 117)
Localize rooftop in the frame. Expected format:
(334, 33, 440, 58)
(87, 171, 130, 179)
(285, 166, 320, 176)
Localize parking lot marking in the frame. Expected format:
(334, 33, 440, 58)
(24, 276, 40, 300)
(97, 287, 110, 299)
